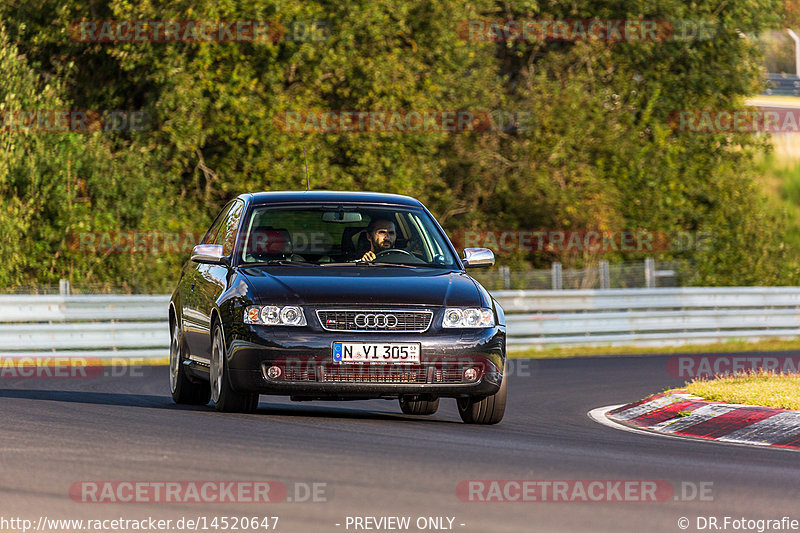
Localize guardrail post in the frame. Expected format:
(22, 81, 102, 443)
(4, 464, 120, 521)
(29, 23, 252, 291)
(644, 258, 655, 288)
(599, 260, 610, 289)
(59, 279, 71, 295)
(551, 262, 562, 290)
(500, 265, 511, 289)
(787, 29, 800, 77)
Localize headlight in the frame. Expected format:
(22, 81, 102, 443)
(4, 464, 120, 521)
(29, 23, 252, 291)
(442, 307, 494, 328)
(244, 305, 307, 326)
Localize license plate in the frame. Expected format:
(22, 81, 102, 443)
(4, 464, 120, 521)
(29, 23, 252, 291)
(332, 342, 421, 364)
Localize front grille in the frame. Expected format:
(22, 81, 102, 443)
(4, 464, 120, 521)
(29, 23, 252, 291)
(272, 363, 479, 384)
(322, 365, 427, 383)
(316, 309, 433, 332)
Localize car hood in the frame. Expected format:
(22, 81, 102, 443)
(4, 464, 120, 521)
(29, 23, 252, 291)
(239, 266, 484, 307)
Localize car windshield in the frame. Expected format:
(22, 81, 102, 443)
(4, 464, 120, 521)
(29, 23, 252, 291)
(239, 204, 460, 268)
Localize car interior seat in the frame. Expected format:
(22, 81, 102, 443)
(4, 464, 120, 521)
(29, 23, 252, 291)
(246, 226, 293, 262)
(340, 226, 368, 260)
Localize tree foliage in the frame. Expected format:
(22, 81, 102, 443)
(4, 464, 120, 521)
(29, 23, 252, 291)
(0, 0, 796, 289)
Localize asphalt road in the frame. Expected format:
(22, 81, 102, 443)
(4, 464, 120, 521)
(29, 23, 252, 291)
(2, 353, 799, 533)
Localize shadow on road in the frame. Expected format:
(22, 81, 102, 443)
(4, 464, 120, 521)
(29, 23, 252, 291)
(0, 387, 456, 423)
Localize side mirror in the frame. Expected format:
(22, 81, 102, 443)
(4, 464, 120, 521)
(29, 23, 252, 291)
(462, 247, 495, 268)
(191, 244, 227, 265)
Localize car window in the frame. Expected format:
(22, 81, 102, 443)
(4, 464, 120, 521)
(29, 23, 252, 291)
(217, 200, 244, 255)
(201, 202, 234, 245)
(239, 204, 458, 267)
(410, 212, 448, 259)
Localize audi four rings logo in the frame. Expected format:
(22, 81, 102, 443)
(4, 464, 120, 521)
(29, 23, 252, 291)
(354, 313, 398, 328)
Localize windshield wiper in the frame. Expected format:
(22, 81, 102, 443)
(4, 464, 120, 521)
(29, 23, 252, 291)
(319, 261, 419, 268)
(243, 260, 317, 267)
(368, 261, 418, 268)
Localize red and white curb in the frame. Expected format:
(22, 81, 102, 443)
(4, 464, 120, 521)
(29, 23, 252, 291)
(590, 389, 800, 450)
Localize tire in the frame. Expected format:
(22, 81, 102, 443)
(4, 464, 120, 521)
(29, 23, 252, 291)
(399, 396, 439, 415)
(457, 361, 507, 425)
(169, 320, 211, 405)
(210, 323, 259, 413)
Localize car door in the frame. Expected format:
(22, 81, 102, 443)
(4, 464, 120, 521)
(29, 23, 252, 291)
(189, 200, 245, 361)
(181, 202, 234, 360)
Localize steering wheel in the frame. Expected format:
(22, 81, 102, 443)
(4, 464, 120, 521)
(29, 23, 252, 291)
(375, 248, 416, 258)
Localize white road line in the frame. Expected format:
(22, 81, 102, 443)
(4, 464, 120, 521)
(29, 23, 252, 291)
(589, 405, 665, 437)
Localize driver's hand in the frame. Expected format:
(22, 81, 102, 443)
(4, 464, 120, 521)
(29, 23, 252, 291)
(361, 250, 376, 262)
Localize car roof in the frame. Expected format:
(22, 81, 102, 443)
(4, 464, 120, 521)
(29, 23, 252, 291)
(241, 190, 424, 207)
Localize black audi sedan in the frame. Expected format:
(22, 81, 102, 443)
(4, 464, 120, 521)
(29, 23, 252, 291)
(168, 191, 507, 424)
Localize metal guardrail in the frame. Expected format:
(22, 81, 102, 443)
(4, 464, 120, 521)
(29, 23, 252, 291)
(2, 288, 800, 358)
(0, 295, 169, 359)
(764, 74, 800, 96)
(495, 287, 800, 351)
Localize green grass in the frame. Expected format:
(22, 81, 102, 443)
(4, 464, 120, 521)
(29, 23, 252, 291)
(752, 150, 800, 256)
(509, 337, 800, 359)
(686, 370, 800, 410)
(756, 151, 800, 198)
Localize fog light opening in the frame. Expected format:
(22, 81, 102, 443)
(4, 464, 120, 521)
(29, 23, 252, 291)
(266, 365, 282, 379)
(463, 367, 479, 381)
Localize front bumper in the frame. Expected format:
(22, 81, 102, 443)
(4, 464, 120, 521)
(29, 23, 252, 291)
(225, 324, 506, 399)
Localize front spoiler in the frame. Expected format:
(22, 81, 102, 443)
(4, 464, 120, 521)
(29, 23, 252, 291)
(227, 368, 502, 399)
(222, 325, 506, 399)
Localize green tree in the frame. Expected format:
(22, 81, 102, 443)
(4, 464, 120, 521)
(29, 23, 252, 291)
(0, 0, 798, 288)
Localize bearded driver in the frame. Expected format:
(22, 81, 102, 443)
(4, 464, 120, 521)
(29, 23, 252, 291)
(360, 219, 397, 261)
